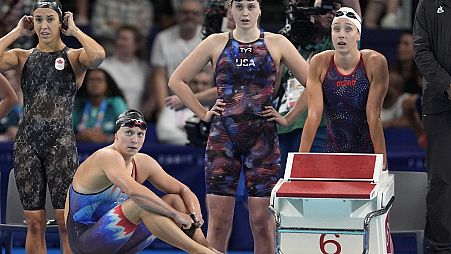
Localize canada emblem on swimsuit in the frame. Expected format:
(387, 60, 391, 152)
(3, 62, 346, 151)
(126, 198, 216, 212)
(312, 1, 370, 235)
(55, 57, 65, 70)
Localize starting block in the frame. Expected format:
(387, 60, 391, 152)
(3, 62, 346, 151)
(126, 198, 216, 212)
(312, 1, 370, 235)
(269, 153, 395, 254)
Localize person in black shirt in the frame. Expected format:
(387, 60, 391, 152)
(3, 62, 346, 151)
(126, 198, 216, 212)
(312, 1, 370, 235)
(413, 0, 451, 253)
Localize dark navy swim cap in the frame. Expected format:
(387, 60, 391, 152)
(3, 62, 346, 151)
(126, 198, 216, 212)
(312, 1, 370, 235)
(115, 109, 147, 133)
(32, 0, 63, 22)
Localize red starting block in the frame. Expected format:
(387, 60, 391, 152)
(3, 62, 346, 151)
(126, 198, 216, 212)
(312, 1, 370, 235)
(269, 153, 394, 254)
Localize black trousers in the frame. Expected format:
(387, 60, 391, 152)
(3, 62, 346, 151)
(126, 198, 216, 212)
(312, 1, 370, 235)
(423, 111, 451, 253)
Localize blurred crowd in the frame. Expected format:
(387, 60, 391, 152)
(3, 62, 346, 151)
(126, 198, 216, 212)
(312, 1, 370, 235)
(0, 0, 424, 147)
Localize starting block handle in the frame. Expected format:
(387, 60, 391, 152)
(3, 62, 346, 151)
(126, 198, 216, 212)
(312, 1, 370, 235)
(269, 196, 395, 254)
(268, 206, 282, 254)
(362, 196, 395, 254)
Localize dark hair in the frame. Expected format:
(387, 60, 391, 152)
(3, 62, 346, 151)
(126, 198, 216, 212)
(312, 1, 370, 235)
(32, 0, 63, 21)
(77, 68, 125, 99)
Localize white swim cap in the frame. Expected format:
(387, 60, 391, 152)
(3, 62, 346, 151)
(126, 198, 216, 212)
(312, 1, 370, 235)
(332, 7, 361, 33)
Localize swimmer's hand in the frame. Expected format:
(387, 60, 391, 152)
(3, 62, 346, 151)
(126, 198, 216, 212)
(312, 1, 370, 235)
(16, 16, 35, 36)
(261, 106, 288, 126)
(190, 212, 203, 228)
(174, 212, 193, 230)
(61, 12, 78, 36)
(202, 99, 225, 122)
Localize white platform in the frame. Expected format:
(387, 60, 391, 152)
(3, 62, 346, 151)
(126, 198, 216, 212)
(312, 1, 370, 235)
(270, 153, 395, 254)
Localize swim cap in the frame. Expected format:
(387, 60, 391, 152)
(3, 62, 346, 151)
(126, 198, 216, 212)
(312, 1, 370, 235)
(32, 0, 63, 22)
(332, 7, 361, 33)
(115, 109, 147, 133)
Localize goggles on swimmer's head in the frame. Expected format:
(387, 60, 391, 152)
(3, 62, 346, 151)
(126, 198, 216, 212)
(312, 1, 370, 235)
(119, 119, 147, 131)
(332, 7, 362, 33)
(335, 10, 361, 23)
(32, 0, 63, 22)
(115, 109, 147, 133)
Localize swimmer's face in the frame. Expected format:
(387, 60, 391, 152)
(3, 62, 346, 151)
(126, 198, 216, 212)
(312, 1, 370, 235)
(231, 0, 261, 29)
(115, 126, 146, 156)
(331, 18, 360, 52)
(33, 8, 61, 42)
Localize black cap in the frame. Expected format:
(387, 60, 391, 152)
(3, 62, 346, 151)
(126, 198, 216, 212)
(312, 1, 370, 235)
(32, 0, 63, 22)
(115, 109, 147, 133)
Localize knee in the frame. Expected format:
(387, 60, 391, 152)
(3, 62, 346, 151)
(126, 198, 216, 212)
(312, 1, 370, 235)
(208, 215, 232, 234)
(25, 216, 46, 233)
(250, 214, 273, 236)
(162, 194, 187, 212)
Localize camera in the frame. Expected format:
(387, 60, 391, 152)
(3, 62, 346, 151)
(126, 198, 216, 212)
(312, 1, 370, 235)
(201, 0, 227, 39)
(184, 116, 211, 147)
(280, 0, 335, 47)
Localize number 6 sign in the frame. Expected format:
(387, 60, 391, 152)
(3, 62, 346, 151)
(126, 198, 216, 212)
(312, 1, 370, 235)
(319, 234, 342, 254)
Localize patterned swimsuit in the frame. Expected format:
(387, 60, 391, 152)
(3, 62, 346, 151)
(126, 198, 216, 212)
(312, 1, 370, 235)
(13, 47, 78, 210)
(205, 31, 280, 197)
(322, 53, 374, 153)
(67, 159, 156, 254)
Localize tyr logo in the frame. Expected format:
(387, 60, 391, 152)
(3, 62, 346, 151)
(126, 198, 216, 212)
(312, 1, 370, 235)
(240, 47, 252, 53)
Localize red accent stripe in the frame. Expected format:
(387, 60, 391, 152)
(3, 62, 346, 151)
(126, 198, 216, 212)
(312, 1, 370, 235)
(113, 205, 138, 235)
(331, 53, 362, 77)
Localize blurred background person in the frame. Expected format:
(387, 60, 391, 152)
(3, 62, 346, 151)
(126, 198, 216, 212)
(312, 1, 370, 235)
(390, 31, 422, 94)
(91, 0, 154, 55)
(0, 72, 20, 142)
(364, 0, 405, 28)
(0, 0, 35, 49)
(381, 71, 412, 128)
(73, 68, 127, 143)
(157, 68, 213, 144)
(141, 0, 204, 123)
(100, 25, 149, 110)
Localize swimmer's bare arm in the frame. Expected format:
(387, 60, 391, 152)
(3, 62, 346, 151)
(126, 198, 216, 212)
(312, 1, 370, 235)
(365, 51, 389, 167)
(299, 52, 328, 152)
(261, 88, 308, 126)
(142, 154, 204, 227)
(100, 150, 191, 226)
(63, 12, 105, 69)
(0, 16, 33, 70)
(0, 74, 18, 118)
(165, 87, 217, 111)
(257, 33, 310, 126)
(266, 33, 309, 86)
(64, 190, 69, 225)
(169, 34, 226, 122)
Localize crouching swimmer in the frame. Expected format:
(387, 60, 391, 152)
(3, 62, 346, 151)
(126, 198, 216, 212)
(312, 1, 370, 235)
(65, 109, 221, 254)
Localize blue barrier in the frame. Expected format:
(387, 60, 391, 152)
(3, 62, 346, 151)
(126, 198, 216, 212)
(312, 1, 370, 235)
(0, 130, 426, 250)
